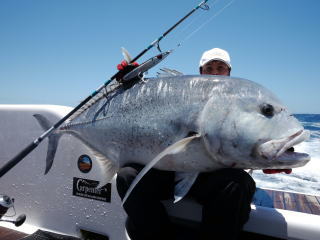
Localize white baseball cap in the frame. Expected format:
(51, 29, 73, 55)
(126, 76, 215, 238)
(199, 48, 232, 69)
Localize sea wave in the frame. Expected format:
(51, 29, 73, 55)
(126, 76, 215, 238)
(310, 131, 320, 139)
(303, 123, 320, 132)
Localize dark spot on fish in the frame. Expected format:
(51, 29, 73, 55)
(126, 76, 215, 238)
(186, 131, 198, 137)
(287, 147, 294, 152)
(218, 146, 224, 155)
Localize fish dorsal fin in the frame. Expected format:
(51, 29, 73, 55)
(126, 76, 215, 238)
(66, 81, 121, 123)
(122, 134, 201, 204)
(156, 67, 184, 78)
(174, 172, 199, 203)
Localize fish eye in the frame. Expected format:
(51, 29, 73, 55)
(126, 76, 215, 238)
(260, 104, 274, 117)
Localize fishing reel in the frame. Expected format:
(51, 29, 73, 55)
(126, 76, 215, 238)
(0, 194, 26, 227)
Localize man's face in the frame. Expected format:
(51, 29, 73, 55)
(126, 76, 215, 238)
(201, 60, 230, 76)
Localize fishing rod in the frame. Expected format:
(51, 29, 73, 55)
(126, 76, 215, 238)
(128, 0, 209, 60)
(0, 0, 210, 178)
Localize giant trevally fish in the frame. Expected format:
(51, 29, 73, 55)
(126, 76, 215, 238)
(34, 75, 310, 202)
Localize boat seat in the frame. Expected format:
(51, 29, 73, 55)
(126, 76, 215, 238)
(162, 189, 320, 240)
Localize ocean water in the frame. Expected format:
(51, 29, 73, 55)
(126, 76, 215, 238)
(252, 114, 320, 196)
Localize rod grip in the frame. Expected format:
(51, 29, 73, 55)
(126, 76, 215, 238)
(0, 142, 38, 178)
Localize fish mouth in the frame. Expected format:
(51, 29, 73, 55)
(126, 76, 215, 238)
(257, 130, 311, 168)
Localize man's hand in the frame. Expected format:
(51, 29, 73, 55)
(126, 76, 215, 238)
(263, 169, 292, 174)
(116, 60, 139, 82)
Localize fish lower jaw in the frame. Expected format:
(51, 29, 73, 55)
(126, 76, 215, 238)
(257, 130, 311, 167)
(272, 151, 309, 168)
(255, 153, 310, 170)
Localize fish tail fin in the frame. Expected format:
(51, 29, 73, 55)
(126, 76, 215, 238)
(33, 114, 61, 174)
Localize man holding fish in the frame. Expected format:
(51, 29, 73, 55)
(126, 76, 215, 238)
(116, 48, 256, 240)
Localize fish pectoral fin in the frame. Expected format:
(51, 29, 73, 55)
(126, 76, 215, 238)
(122, 134, 201, 204)
(89, 148, 119, 188)
(174, 172, 199, 203)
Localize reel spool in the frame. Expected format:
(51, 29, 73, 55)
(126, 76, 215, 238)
(0, 194, 26, 227)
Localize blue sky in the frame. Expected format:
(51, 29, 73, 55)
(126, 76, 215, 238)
(1, 0, 319, 113)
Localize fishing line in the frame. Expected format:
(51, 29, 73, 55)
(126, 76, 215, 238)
(184, 0, 235, 41)
(173, 0, 236, 50)
(172, 1, 214, 42)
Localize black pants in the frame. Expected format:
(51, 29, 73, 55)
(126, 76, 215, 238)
(116, 164, 256, 240)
